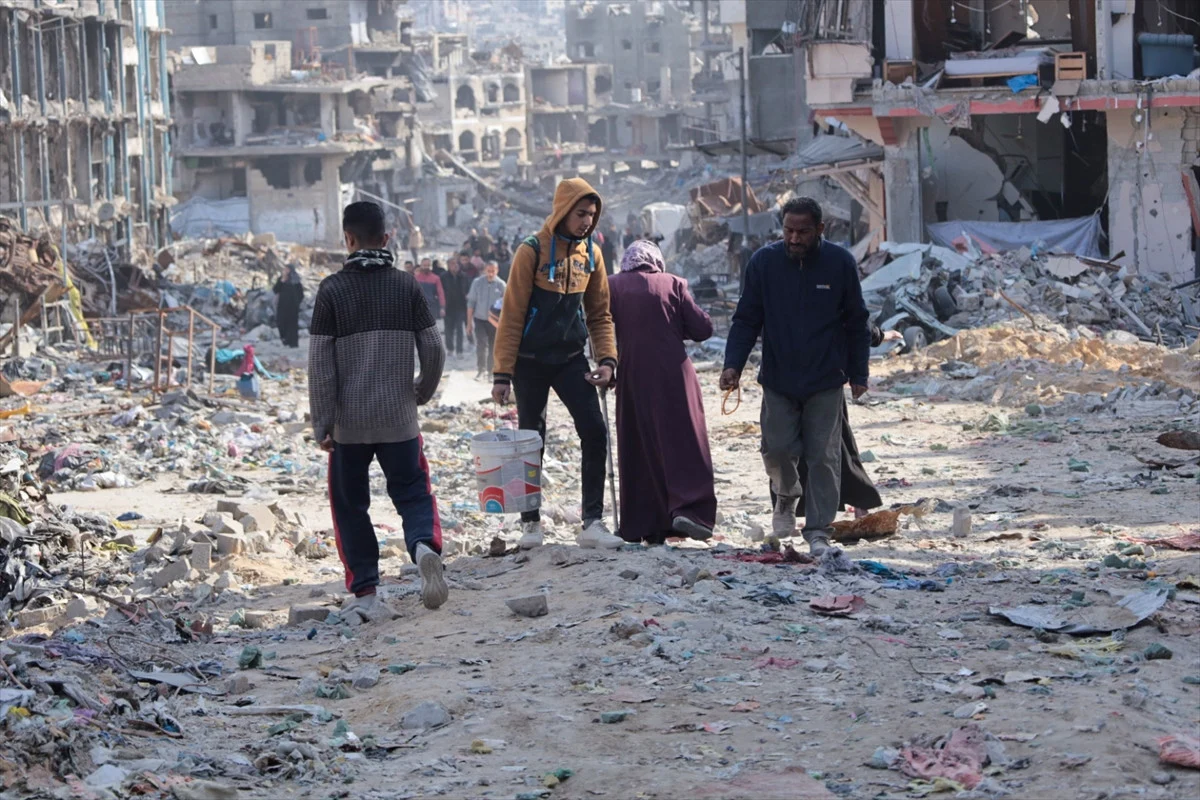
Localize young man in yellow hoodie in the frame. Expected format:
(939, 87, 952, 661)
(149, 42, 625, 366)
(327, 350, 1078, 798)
(491, 178, 624, 550)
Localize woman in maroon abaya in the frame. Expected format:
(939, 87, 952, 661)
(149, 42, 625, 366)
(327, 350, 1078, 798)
(608, 240, 717, 543)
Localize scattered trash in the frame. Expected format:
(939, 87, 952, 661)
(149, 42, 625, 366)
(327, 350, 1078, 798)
(1158, 734, 1200, 769)
(900, 724, 988, 789)
(809, 595, 866, 617)
(990, 589, 1169, 634)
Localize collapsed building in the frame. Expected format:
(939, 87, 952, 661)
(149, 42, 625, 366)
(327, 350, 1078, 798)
(564, 0, 705, 164)
(795, 0, 1200, 283)
(0, 0, 174, 258)
(169, 41, 416, 247)
(163, 0, 421, 247)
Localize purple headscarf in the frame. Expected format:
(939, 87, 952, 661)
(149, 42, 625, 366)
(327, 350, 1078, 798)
(620, 239, 665, 273)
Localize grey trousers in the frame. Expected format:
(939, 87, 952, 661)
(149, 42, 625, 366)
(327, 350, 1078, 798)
(760, 385, 844, 539)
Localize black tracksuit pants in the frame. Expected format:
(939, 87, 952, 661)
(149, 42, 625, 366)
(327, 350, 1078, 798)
(444, 308, 466, 354)
(513, 352, 606, 525)
(328, 438, 441, 596)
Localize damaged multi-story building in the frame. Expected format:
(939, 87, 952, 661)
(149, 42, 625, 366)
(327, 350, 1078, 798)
(798, 0, 1200, 282)
(564, 0, 705, 163)
(413, 31, 528, 169)
(0, 0, 173, 256)
(163, 0, 421, 247)
(526, 61, 613, 169)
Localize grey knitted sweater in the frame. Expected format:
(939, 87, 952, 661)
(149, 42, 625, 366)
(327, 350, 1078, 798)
(308, 249, 445, 444)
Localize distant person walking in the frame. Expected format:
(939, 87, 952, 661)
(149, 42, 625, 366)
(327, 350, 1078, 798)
(407, 225, 424, 264)
(441, 257, 470, 357)
(308, 201, 448, 619)
(273, 264, 304, 348)
(721, 197, 870, 556)
(608, 240, 716, 544)
(414, 257, 446, 320)
(466, 260, 506, 380)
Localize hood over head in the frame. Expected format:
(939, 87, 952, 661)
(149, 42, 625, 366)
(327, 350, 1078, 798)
(543, 177, 603, 241)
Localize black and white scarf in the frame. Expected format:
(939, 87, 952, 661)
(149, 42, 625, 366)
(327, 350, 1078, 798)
(343, 248, 395, 273)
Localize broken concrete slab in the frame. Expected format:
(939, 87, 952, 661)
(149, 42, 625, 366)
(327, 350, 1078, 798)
(400, 701, 451, 731)
(216, 533, 247, 556)
(191, 542, 213, 571)
(288, 605, 331, 626)
(204, 512, 244, 535)
(236, 504, 276, 534)
(153, 557, 192, 589)
(506, 594, 548, 618)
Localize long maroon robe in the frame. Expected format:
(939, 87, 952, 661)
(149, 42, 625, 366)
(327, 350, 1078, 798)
(608, 266, 717, 543)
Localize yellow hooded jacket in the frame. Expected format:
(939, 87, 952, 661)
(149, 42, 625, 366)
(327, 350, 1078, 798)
(492, 178, 617, 383)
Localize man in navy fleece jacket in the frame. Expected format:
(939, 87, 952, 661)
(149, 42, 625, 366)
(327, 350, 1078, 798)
(721, 196, 870, 556)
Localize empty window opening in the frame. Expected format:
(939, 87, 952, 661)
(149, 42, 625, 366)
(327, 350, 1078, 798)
(458, 130, 476, 151)
(253, 12, 272, 29)
(209, 14, 218, 29)
(256, 158, 292, 189)
(594, 74, 612, 94)
(306, 8, 328, 20)
(264, 44, 277, 60)
(621, 40, 632, 50)
(487, 84, 499, 103)
(646, 40, 661, 54)
(504, 128, 521, 147)
(303, 158, 322, 184)
(455, 84, 476, 111)
(503, 83, 520, 102)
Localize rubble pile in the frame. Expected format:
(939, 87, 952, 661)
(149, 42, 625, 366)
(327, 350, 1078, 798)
(862, 241, 1196, 348)
(877, 319, 1200, 411)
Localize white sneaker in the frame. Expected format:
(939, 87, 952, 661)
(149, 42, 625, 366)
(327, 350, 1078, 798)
(416, 543, 448, 610)
(517, 521, 544, 550)
(577, 519, 623, 550)
(772, 496, 798, 538)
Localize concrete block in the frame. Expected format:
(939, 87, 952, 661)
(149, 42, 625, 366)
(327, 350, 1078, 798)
(15, 604, 63, 628)
(191, 542, 213, 571)
(288, 605, 331, 626)
(204, 512, 243, 535)
(216, 533, 247, 555)
(216, 499, 242, 515)
(245, 532, 270, 553)
(238, 504, 276, 534)
(112, 533, 137, 548)
(153, 557, 192, 589)
(243, 610, 271, 629)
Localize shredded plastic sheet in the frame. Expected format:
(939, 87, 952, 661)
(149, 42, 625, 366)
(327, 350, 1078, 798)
(926, 216, 1103, 259)
(900, 724, 988, 789)
(1158, 734, 1200, 769)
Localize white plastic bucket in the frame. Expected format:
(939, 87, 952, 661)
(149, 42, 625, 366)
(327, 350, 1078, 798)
(470, 429, 543, 514)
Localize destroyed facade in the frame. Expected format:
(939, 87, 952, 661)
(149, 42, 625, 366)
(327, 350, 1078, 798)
(0, 0, 174, 256)
(797, 0, 1200, 282)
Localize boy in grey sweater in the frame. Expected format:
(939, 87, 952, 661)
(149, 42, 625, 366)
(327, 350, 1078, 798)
(308, 201, 448, 620)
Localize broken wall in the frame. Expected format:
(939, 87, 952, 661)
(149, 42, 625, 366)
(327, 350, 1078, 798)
(1107, 107, 1198, 282)
(246, 155, 343, 246)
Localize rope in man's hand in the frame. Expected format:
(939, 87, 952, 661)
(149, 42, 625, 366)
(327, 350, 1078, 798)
(721, 385, 741, 416)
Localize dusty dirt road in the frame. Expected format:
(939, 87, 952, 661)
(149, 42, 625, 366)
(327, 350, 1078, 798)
(6, 338, 1200, 800)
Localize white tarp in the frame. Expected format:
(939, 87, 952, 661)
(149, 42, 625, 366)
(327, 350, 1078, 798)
(170, 196, 250, 239)
(926, 215, 1103, 258)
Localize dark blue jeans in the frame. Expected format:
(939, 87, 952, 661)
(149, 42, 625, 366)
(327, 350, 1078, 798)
(328, 437, 441, 596)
